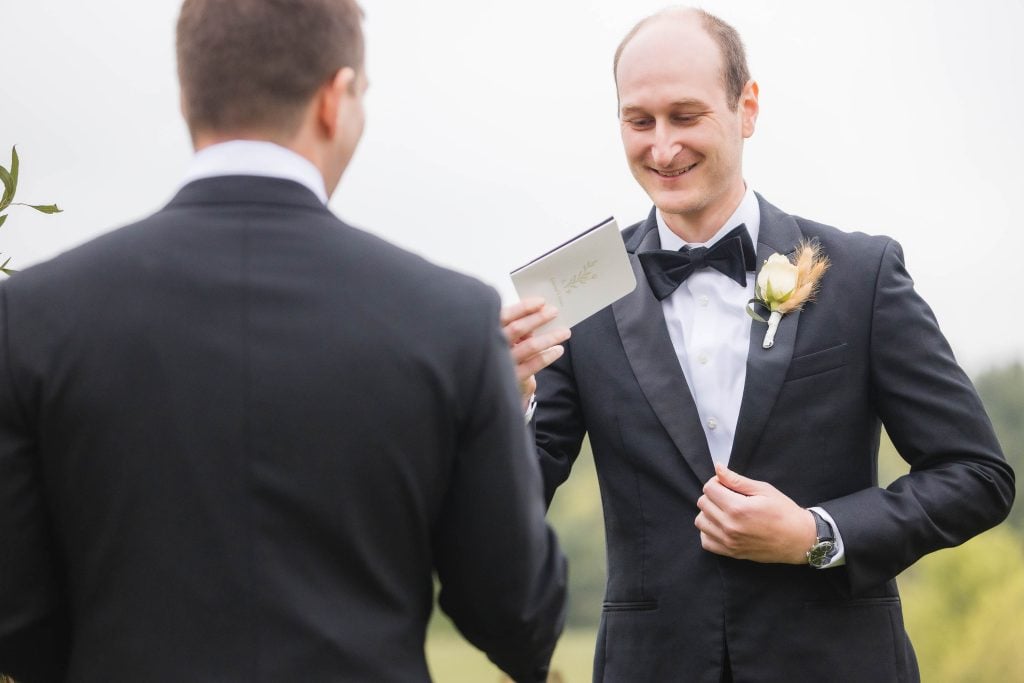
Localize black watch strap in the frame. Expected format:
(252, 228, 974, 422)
(810, 510, 834, 543)
(806, 510, 838, 569)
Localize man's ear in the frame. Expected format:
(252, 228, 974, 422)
(740, 79, 759, 139)
(318, 66, 357, 139)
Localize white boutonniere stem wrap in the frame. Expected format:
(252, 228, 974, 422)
(746, 241, 830, 349)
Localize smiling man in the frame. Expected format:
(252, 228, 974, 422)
(616, 14, 753, 245)
(503, 6, 1014, 682)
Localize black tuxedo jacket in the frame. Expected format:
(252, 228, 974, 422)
(534, 195, 1014, 682)
(0, 177, 566, 683)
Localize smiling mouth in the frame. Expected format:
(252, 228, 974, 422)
(652, 162, 698, 178)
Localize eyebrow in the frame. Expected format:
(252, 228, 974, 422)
(620, 99, 709, 116)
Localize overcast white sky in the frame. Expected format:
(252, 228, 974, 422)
(5, 0, 1023, 373)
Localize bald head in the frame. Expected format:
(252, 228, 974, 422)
(613, 7, 750, 110)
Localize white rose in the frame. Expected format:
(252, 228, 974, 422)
(756, 253, 798, 306)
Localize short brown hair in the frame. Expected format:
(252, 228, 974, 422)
(177, 0, 365, 137)
(613, 7, 750, 110)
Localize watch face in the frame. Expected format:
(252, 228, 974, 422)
(807, 540, 837, 568)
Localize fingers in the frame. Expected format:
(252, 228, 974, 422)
(713, 463, 770, 497)
(519, 375, 537, 406)
(696, 510, 738, 558)
(501, 298, 570, 372)
(695, 492, 733, 552)
(701, 474, 744, 511)
(695, 502, 747, 559)
(501, 301, 559, 346)
(696, 472, 814, 564)
(698, 530, 730, 557)
(501, 298, 571, 405)
(510, 327, 571, 367)
(695, 488, 727, 528)
(515, 344, 566, 384)
(500, 297, 545, 328)
(697, 472, 765, 558)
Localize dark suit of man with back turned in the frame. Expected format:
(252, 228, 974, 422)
(503, 7, 1014, 682)
(0, 1, 566, 681)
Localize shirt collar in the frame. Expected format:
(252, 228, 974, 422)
(656, 184, 760, 252)
(179, 140, 329, 204)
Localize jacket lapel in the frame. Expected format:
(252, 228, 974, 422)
(728, 196, 805, 472)
(613, 211, 715, 484)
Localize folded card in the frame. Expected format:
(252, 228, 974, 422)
(511, 217, 636, 333)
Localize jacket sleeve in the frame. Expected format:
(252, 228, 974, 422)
(0, 287, 70, 682)
(532, 339, 587, 507)
(432, 288, 567, 683)
(822, 239, 1015, 594)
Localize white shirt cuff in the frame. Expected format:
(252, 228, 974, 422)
(523, 393, 538, 423)
(809, 506, 846, 568)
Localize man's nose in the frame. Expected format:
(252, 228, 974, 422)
(650, 126, 682, 168)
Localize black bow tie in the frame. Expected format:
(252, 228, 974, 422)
(638, 224, 756, 300)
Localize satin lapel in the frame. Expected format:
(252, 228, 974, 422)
(728, 197, 805, 473)
(613, 217, 715, 484)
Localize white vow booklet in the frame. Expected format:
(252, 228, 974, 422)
(511, 217, 636, 333)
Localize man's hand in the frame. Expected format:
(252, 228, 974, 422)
(500, 298, 571, 408)
(695, 463, 816, 565)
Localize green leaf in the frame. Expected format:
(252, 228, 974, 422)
(746, 299, 768, 323)
(0, 148, 20, 211)
(0, 213, 7, 229)
(28, 204, 61, 214)
(10, 146, 19, 194)
(4, 146, 19, 210)
(0, 166, 12, 212)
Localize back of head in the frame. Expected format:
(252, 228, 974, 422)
(177, 0, 364, 141)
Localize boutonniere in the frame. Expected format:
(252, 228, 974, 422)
(746, 241, 830, 349)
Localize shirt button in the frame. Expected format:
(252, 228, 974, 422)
(698, 295, 710, 307)
(707, 417, 718, 430)
(697, 353, 709, 365)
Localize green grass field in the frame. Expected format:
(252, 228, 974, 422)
(425, 628, 596, 682)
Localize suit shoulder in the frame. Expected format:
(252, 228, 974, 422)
(331, 220, 502, 342)
(2, 214, 161, 293)
(790, 215, 896, 263)
(336, 219, 497, 304)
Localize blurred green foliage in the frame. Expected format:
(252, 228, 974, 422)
(0, 145, 62, 275)
(976, 362, 1023, 531)
(893, 361, 1024, 681)
(546, 437, 606, 629)
(900, 527, 1024, 682)
(426, 628, 596, 682)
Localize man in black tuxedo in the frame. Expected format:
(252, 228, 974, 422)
(0, 1, 566, 681)
(504, 7, 1014, 681)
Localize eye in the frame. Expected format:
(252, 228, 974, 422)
(671, 114, 698, 125)
(626, 117, 654, 130)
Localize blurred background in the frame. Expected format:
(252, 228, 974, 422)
(4, 0, 1022, 680)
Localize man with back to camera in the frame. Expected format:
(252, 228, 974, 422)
(0, 1, 566, 681)
(503, 7, 1014, 681)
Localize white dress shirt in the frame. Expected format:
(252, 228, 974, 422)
(179, 140, 329, 204)
(656, 185, 845, 567)
(657, 187, 760, 468)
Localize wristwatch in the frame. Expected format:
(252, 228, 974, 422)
(806, 510, 838, 569)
